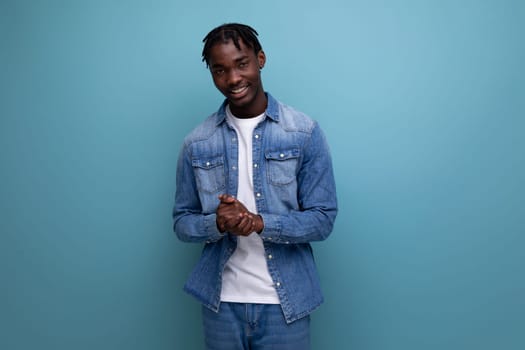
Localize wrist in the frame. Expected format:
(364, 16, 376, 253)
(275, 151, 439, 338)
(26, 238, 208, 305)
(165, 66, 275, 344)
(255, 215, 264, 234)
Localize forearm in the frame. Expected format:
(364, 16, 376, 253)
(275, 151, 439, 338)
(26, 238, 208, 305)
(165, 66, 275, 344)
(258, 206, 337, 244)
(174, 211, 225, 243)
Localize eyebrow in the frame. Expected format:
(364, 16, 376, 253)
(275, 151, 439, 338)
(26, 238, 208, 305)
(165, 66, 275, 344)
(210, 55, 250, 69)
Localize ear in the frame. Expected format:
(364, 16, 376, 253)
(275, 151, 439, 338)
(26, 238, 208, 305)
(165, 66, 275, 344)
(257, 50, 266, 69)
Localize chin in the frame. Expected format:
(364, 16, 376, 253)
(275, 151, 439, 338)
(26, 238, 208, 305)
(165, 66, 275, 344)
(230, 92, 254, 107)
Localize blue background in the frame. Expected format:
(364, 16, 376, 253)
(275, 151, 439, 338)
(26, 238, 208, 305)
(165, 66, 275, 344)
(1, 0, 524, 349)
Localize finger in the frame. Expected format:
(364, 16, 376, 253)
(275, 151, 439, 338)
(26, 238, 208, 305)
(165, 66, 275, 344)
(218, 205, 246, 220)
(223, 214, 244, 231)
(219, 194, 236, 204)
(236, 216, 255, 235)
(217, 202, 240, 216)
(216, 217, 226, 232)
(226, 214, 247, 233)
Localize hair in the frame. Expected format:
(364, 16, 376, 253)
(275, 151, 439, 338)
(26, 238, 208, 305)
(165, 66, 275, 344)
(202, 23, 262, 67)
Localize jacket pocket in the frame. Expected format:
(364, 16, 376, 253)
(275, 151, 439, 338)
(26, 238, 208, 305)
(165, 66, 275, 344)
(192, 155, 226, 194)
(265, 148, 300, 185)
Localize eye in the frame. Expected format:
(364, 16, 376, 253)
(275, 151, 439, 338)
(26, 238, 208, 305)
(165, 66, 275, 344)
(213, 69, 224, 76)
(239, 61, 248, 68)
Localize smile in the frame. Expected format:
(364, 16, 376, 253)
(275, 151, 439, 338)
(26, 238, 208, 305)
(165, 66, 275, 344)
(230, 85, 248, 95)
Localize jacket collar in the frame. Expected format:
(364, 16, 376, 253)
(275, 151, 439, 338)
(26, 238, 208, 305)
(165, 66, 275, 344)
(215, 92, 279, 126)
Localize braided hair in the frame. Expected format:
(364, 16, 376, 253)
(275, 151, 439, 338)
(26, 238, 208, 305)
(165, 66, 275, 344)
(202, 23, 262, 67)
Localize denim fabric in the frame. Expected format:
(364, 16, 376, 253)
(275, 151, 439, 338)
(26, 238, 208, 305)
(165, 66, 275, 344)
(202, 303, 310, 350)
(173, 93, 338, 323)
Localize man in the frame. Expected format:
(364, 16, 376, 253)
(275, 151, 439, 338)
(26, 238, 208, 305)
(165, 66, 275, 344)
(173, 23, 337, 349)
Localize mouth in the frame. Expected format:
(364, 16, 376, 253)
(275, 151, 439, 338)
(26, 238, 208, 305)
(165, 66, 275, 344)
(229, 85, 249, 96)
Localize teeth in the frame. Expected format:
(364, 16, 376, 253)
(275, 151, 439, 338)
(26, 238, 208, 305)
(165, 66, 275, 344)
(231, 86, 247, 94)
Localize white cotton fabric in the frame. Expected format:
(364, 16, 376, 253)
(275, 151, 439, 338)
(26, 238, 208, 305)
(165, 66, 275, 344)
(220, 105, 280, 304)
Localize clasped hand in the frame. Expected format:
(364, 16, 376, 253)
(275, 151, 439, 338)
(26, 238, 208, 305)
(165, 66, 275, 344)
(216, 194, 263, 236)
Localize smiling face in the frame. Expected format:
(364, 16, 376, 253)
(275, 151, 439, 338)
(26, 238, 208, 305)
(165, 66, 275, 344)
(208, 39, 267, 118)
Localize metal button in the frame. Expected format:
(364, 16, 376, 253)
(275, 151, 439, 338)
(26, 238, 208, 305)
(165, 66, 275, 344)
(276, 282, 281, 287)
(253, 163, 258, 168)
(268, 254, 273, 259)
(256, 193, 261, 197)
(206, 161, 210, 166)
(254, 134, 259, 139)
(279, 153, 284, 158)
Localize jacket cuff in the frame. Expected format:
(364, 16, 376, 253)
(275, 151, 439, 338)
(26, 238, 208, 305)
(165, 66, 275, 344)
(258, 213, 286, 244)
(203, 213, 225, 243)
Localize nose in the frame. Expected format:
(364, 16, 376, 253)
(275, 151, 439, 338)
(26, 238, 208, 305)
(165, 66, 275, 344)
(227, 68, 241, 86)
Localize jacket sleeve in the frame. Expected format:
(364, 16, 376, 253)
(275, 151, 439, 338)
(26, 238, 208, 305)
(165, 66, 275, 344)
(258, 123, 338, 244)
(172, 142, 225, 243)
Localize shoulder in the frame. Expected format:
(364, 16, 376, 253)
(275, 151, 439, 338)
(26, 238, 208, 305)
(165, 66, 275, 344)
(269, 94, 317, 133)
(183, 112, 222, 146)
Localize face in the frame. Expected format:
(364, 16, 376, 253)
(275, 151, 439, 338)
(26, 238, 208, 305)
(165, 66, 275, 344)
(208, 39, 266, 117)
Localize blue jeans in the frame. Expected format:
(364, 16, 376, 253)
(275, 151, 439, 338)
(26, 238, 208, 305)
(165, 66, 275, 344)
(202, 303, 310, 350)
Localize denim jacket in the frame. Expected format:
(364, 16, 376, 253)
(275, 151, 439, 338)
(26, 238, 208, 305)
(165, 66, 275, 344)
(173, 93, 337, 323)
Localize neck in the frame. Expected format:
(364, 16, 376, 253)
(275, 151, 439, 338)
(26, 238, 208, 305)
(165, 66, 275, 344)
(229, 92, 267, 118)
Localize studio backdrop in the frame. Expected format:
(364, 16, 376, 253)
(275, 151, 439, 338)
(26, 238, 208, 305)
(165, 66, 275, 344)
(1, 0, 523, 349)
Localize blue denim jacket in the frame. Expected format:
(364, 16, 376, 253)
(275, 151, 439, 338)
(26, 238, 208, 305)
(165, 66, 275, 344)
(173, 93, 337, 323)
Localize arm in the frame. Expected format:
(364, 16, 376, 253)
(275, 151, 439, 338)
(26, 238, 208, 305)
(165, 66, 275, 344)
(259, 123, 338, 244)
(172, 143, 224, 243)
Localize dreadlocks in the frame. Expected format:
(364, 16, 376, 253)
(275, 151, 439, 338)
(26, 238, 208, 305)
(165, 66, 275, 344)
(202, 23, 262, 67)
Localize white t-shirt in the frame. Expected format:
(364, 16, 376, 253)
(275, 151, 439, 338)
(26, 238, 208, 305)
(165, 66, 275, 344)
(220, 105, 280, 304)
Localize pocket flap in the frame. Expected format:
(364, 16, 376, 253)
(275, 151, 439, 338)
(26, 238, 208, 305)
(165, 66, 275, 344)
(265, 148, 300, 161)
(192, 155, 224, 169)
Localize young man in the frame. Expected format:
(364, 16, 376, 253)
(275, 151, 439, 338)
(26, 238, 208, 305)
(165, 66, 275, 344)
(173, 23, 337, 349)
